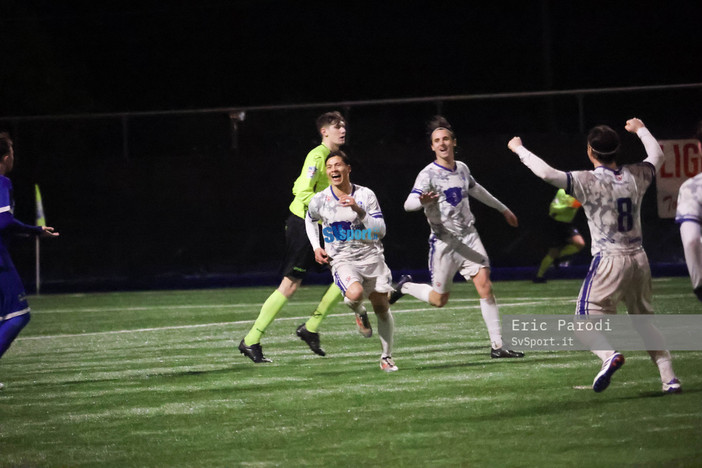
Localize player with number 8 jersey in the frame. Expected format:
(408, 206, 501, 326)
(568, 157, 649, 256)
(508, 118, 681, 394)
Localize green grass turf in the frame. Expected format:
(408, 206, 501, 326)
(1, 278, 700, 467)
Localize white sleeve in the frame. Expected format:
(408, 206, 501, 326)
(361, 212, 386, 240)
(305, 211, 322, 251)
(468, 182, 508, 213)
(638, 127, 665, 172)
(514, 146, 568, 189)
(405, 169, 431, 212)
(404, 192, 423, 211)
(361, 190, 387, 239)
(680, 221, 702, 290)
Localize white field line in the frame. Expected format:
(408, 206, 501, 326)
(18, 298, 576, 341)
(19, 291, 685, 341)
(32, 293, 684, 315)
(30, 297, 523, 314)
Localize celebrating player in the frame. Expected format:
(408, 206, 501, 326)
(0, 132, 59, 390)
(238, 112, 351, 363)
(674, 120, 702, 301)
(390, 116, 524, 359)
(306, 151, 398, 372)
(508, 118, 681, 393)
(532, 188, 586, 283)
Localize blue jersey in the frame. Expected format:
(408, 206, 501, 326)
(0, 175, 14, 218)
(0, 175, 16, 251)
(0, 175, 42, 241)
(0, 175, 32, 319)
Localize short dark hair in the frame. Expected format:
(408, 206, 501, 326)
(0, 132, 12, 159)
(587, 125, 620, 163)
(325, 149, 351, 166)
(316, 111, 346, 133)
(695, 120, 702, 144)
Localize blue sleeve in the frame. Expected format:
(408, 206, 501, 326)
(0, 177, 11, 212)
(0, 212, 43, 236)
(0, 179, 42, 236)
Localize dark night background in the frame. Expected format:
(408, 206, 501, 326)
(2, 1, 702, 113)
(1, 1, 701, 291)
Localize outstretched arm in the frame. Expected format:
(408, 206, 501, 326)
(404, 190, 439, 212)
(507, 137, 568, 189)
(0, 212, 58, 237)
(468, 182, 518, 227)
(625, 118, 665, 172)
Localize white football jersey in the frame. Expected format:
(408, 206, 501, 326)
(307, 184, 385, 265)
(567, 162, 655, 255)
(675, 172, 702, 224)
(410, 161, 477, 238)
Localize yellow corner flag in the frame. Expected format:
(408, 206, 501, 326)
(35, 184, 46, 227)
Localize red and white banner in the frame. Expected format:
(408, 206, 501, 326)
(657, 139, 702, 218)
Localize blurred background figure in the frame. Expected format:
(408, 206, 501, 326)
(533, 188, 585, 283)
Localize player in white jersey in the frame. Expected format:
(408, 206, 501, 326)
(239, 112, 347, 363)
(508, 118, 681, 394)
(306, 150, 398, 372)
(390, 116, 524, 359)
(674, 121, 702, 301)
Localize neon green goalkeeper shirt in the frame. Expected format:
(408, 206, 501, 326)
(549, 188, 582, 223)
(289, 144, 331, 218)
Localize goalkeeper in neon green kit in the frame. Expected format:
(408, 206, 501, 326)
(533, 189, 586, 283)
(238, 111, 350, 363)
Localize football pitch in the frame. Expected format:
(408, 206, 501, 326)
(1, 278, 701, 467)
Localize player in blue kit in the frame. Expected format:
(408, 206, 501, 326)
(675, 121, 702, 301)
(508, 118, 681, 393)
(305, 150, 398, 371)
(0, 132, 59, 390)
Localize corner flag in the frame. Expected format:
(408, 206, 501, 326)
(35, 184, 46, 227)
(35, 184, 45, 294)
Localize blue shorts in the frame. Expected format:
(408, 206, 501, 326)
(0, 246, 30, 321)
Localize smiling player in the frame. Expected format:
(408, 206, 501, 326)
(238, 112, 352, 363)
(305, 151, 398, 371)
(390, 116, 524, 359)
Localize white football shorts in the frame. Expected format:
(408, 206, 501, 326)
(332, 257, 394, 298)
(575, 250, 653, 316)
(428, 228, 489, 294)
